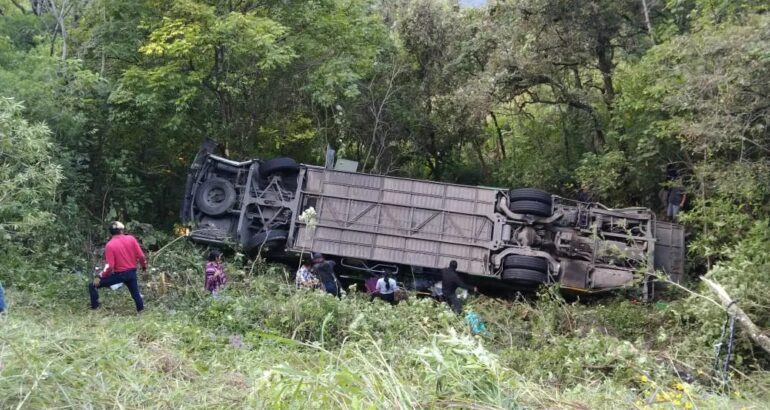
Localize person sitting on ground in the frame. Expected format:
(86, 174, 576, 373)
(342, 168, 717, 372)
(89, 221, 147, 313)
(295, 261, 319, 289)
(311, 253, 341, 297)
(205, 250, 227, 294)
(372, 272, 398, 305)
(441, 260, 477, 315)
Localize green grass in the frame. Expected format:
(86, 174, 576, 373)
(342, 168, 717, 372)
(1, 267, 767, 409)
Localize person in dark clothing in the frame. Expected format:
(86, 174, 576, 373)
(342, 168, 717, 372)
(441, 260, 477, 314)
(666, 163, 679, 181)
(311, 253, 341, 297)
(666, 182, 687, 222)
(576, 184, 592, 203)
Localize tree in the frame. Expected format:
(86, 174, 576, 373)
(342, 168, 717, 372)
(487, 0, 654, 151)
(366, 0, 491, 181)
(0, 98, 62, 238)
(616, 13, 770, 264)
(114, 1, 295, 149)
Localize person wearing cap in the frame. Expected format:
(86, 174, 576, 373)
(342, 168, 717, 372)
(310, 253, 341, 297)
(89, 221, 147, 312)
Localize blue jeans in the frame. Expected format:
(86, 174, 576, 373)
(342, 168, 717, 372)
(0, 283, 5, 312)
(89, 269, 144, 312)
(667, 203, 680, 221)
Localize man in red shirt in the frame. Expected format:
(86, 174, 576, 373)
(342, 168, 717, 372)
(89, 221, 148, 312)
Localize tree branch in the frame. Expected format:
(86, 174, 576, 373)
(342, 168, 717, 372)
(702, 277, 770, 355)
(10, 0, 27, 14)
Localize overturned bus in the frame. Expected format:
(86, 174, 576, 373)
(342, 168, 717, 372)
(180, 140, 685, 298)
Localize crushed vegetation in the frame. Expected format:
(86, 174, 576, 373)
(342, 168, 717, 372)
(2, 243, 768, 409)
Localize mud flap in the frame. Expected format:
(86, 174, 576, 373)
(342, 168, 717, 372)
(560, 259, 589, 290)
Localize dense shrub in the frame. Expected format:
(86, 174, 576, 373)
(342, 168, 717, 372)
(2, 229, 769, 409)
(198, 278, 459, 348)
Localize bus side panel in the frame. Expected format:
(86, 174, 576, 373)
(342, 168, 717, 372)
(291, 168, 499, 275)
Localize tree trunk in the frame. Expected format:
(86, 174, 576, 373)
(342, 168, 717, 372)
(702, 277, 770, 355)
(557, 105, 571, 163)
(30, 0, 45, 15)
(473, 138, 488, 177)
(47, 0, 68, 61)
(60, 11, 67, 60)
(49, 23, 59, 57)
(489, 111, 507, 160)
(641, 0, 655, 43)
(595, 33, 615, 111)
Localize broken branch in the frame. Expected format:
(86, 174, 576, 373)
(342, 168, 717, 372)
(702, 277, 770, 355)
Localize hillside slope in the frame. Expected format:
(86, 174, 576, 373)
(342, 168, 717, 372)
(1, 265, 766, 409)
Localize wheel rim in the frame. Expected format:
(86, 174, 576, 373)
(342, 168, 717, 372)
(206, 187, 226, 204)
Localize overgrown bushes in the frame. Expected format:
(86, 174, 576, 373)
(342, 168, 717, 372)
(197, 276, 459, 348)
(2, 234, 769, 409)
(2, 224, 770, 409)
